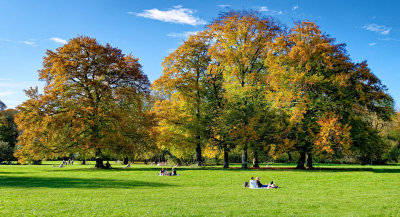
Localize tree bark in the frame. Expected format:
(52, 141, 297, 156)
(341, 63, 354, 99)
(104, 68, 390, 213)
(81, 159, 86, 165)
(306, 152, 313, 169)
(223, 145, 229, 168)
(241, 147, 248, 169)
(252, 150, 259, 168)
(123, 157, 129, 165)
(288, 151, 293, 163)
(296, 151, 306, 169)
(196, 142, 202, 166)
(95, 149, 104, 168)
(95, 157, 104, 168)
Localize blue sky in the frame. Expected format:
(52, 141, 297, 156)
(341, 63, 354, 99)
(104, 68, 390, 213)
(0, 0, 399, 109)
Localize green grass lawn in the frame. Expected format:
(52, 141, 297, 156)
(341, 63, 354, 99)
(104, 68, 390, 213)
(0, 162, 399, 216)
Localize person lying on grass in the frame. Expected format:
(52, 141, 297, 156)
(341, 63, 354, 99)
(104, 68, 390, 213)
(256, 177, 278, 188)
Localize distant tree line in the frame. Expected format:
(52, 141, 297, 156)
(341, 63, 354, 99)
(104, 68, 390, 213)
(5, 11, 399, 168)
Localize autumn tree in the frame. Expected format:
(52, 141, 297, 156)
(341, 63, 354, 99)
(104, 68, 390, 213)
(207, 11, 281, 168)
(266, 21, 394, 168)
(15, 36, 151, 168)
(152, 31, 211, 166)
(202, 61, 232, 168)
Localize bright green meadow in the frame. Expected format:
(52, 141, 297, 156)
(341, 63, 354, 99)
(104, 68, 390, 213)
(0, 162, 399, 216)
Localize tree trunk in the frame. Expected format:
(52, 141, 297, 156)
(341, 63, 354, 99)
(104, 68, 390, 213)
(288, 151, 293, 163)
(241, 147, 248, 169)
(296, 151, 306, 169)
(95, 149, 104, 168)
(95, 157, 104, 168)
(223, 145, 229, 168)
(252, 150, 259, 168)
(123, 157, 129, 165)
(306, 152, 313, 169)
(195, 142, 202, 166)
(144, 159, 148, 164)
(81, 159, 86, 165)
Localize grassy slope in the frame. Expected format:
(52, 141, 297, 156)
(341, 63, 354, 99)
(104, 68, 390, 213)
(0, 162, 399, 216)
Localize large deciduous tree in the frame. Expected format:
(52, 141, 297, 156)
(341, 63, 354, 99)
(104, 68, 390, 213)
(15, 36, 151, 168)
(266, 21, 394, 168)
(207, 11, 281, 168)
(152, 31, 211, 166)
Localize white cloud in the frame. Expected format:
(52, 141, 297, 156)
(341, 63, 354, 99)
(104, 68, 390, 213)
(292, 6, 299, 11)
(0, 90, 13, 97)
(133, 5, 206, 26)
(217, 5, 231, 8)
(363, 24, 391, 35)
(50, 37, 67, 45)
(167, 31, 199, 39)
(257, 6, 269, 12)
(380, 37, 400, 42)
(255, 6, 284, 15)
(368, 42, 376, 46)
(22, 40, 38, 47)
(0, 38, 11, 42)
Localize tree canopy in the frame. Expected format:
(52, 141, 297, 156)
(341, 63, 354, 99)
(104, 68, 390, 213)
(15, 36, 151, 167)
(12, 12, 397, 167)
(151, 13, 395, 168)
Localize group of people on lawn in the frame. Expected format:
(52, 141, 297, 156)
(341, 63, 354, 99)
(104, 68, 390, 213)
(159, 168, 179, 176)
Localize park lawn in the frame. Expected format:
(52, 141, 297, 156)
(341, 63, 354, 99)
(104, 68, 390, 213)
(0, 162, 399, 216)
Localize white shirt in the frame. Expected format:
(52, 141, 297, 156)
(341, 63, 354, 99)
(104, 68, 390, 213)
(249, 180, 258, 188)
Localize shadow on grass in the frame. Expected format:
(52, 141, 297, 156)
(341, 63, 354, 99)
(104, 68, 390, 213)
(0, 176, 176, 189)
(372, 169, 400, 173)
(0, 171, 30, 174)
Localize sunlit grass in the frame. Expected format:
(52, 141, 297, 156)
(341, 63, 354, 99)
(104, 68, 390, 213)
(0, 162, 399, 216)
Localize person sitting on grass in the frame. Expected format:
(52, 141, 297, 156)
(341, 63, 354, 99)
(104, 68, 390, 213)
(159, 168, 166, 175)
(59, 163, 64, 168)
(249, 177, 258, 188)
(105, 161, 112, 169)
(171, 167, 180, 176)
(126, 163, 131, 168)
(256, 177, 278, 188)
